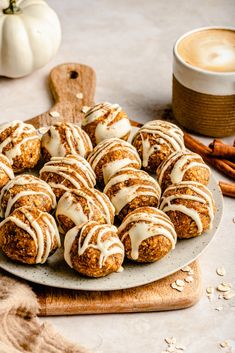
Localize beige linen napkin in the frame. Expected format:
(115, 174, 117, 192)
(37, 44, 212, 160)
(0, 272, 90, 353)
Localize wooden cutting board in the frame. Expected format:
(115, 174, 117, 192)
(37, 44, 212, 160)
(33, 261, 201, 316)
(26, 63, 202, 316)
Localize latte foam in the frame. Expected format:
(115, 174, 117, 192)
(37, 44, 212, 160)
(177, 29, 235, 72)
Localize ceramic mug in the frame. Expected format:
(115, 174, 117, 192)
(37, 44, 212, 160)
(172, 26, 235, 137)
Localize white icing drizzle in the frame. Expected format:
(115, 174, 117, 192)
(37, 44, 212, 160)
(0, 207, 60, 264)
(0, 155, 14, 179)
(160, 181, 214, 232)
(118, 208, 177, 260)
(141, 138, 160, 168)
(93, 190, 115, 224)
(41, 122, 92, 158)
(157, 150, 210, 186)
(0, 121, 39, 165)
(64, 222, 124, 269)
(56, 191, 89, 232)
(87, 138, 141, 183)
(56, 188, 114, 233)
(83, 102, 121, 124)
(102, 158, 136, 184)
(0, 175, 57, 218)
(82, 102, 131, 143)
(104, 168, 161, 214)
(40, 155, 96, 192)
(132, 120, 185, 168)
(42, 126, 66, 157)
(95, 118, 131, 144)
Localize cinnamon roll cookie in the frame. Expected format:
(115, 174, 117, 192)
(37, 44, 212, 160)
(56, 187, 115, 234)
(40, 154, 96, 199)
(0, 174, 56, 218)
(87, 137, 141, 186)
(157, 150, 211, 191)
(132, 120, 185, 173)
(41, 122, 93, 162)
(104, 167, 161, 220)
(118, 207, 177, 263)
(0, 120, 40, 172)
(64, 221, 124, 277)
(82, 102, 131, 145)
(160, 181, 215, 239)
(0, 207, 60, 264)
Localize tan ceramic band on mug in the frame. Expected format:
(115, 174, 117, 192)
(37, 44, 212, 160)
(172, 26, 235, 137)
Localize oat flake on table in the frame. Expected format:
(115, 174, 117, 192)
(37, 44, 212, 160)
(49, 111, 60, 118)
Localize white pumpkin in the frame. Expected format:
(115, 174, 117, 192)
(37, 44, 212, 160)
(0, 0, 61, 78)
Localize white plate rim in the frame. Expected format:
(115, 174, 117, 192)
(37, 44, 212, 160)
(0, 174, 223, 291)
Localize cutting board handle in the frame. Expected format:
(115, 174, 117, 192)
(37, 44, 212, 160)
(49, 63, 96, 104)
(26, 63, 96, 128)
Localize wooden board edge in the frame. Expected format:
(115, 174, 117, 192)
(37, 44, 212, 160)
(36, 261, 202, 316)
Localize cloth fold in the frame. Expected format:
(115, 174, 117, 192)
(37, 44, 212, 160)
(0, 272, 90, 353)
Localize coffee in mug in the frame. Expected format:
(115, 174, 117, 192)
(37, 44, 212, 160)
(173, 27, 235, 137)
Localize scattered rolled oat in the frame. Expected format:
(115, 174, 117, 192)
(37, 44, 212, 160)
(81, 106, 90, 113)
(219, 340, 229, 348)
(163, 337, 186, 353)
(206, 287, 214, 294)
(165, 337, 176, 345)
(223, 291, 235, 300)
(171, 282, 184, 292)
(175, 345, 186, 351)
(217, 283, 232, 292)
(185, 276, 193, 283)
(206, 287, 214, 301)
(176, 279, 185, 287)
(215, 306, 223, 311)
(181, 265, 192, 272)
(216, 267, 226, 276)
(49, 111, 60, 118)
(76, 92, 83, 99)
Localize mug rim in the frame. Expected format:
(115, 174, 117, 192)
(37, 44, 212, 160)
(174, 26, 235, 76)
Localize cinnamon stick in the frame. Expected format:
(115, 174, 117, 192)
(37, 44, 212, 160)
(184, 133, 235, 180)
(226, 160, 235, 169)
(209, 139, 235, 160)
(219, 181, 235, 198)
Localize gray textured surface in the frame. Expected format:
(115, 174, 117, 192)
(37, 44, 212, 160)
(0, 0, 235, 352)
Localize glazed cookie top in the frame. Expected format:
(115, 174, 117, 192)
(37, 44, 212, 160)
(160, 181, 215, 233)
(87, 137, 141, 184)
(41, 122, 93, 160)
(0, 174, 57, 218)
(104, 167, 161, 215)
(0, 120, 39, 166)
(82, 102, 131, 145)
(118, 207, 177, 260)
(56, 187, 115, 233)
(64, 221, 124, 269)
(0, 206, 61, 264)
(157, 150, 211, 189)
(132, 120, 185, 169)
(40, 155, 96, 196)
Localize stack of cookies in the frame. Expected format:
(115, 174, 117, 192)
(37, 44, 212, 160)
(0, 101, 215, 278)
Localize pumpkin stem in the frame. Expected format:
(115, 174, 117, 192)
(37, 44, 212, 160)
(3, 0, 21, 14)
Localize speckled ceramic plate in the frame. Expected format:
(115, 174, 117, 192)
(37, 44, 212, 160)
(0, 174, 223, 291)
